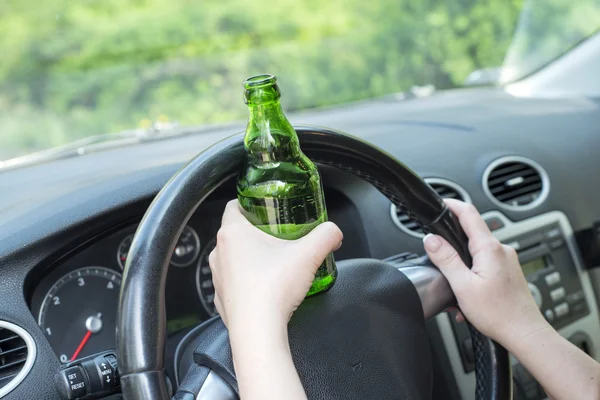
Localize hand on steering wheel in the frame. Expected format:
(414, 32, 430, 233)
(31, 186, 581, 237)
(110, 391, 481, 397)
(424, 199, 547, 345)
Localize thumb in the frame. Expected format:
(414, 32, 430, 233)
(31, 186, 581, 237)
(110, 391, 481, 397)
(423, 233, 471, 292)
(297, 222, 343, 269)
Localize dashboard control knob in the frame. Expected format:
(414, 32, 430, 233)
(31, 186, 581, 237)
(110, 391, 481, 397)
(528, 283, 543, 308)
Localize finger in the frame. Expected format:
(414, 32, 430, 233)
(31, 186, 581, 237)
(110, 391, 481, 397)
(455, 310, 465, 323)
(297, 222, 343, 270)
(208, 249, 217, 272)
(214, 293, 224, 316)
(443, 199, 498, 255)
(221, 199, 250, 227)
(423, 233, 473, 291)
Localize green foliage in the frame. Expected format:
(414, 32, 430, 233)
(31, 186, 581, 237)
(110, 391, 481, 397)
(0, 0, 592, 160)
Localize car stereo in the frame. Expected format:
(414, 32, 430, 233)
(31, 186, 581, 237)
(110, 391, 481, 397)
(508, 222, 590, 328)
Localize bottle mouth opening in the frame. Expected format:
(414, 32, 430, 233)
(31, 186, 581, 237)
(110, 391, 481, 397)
(243, 74, 277, 88)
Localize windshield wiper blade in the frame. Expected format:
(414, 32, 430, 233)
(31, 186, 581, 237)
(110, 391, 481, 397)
(0, 122, 185, 171)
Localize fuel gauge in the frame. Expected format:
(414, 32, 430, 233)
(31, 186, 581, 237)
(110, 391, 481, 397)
(117, 226, 201, 270)
(116, 235, 133, 270)
(170, 226, 201, 267)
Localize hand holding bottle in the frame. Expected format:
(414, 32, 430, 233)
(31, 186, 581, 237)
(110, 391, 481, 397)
(209, 199, 341, 400)
(209, 200, 343, 329)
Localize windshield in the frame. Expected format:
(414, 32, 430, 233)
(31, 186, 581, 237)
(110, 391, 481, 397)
(1, 0, 599, 162)
(500, 0, 600, 83)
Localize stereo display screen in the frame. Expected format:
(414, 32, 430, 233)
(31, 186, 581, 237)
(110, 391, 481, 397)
(521, 257, 546, 276)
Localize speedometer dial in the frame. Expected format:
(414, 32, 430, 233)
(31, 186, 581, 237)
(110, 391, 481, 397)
(196, 238, 217, 317)
(38, 267, 121, 364)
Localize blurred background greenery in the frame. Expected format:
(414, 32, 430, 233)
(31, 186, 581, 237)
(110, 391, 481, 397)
(0, 0, 598, 160)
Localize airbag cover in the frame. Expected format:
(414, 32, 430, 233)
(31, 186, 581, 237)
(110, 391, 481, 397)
(194, 259, 432, 400)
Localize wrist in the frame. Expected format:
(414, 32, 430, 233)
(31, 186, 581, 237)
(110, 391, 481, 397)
(228, 311, 290, 347)
(497, 307, 553, 351)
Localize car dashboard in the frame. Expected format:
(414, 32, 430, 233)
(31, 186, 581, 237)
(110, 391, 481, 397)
(1, 88, 600, 400)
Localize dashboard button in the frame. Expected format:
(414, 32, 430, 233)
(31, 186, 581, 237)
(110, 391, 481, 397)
(571, 300, 588, 316)
(544, 309, 554, 322)
(554, 302, 569, 318)
(528, 283, 543, 308)
(93, 353, 119, 389)
(546, 228, 561, 239)
(485, 217, 505, 231)
(550, 287, 566, 302)
(104, 354, 120, 387)
(545, 271, 561, 286)
(55, 365, 89, 400)
(567, 290, 585, 303)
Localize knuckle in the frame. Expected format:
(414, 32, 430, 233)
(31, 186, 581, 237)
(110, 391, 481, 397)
(463, 203, 478, 215)
(225, 199, 238, 210)
(479, 238, 502, 254)
(216, 225, 235, 244)
(488, 239, 504, 253)
(503, 244, 519, 260)
(208, 250, 217, 268)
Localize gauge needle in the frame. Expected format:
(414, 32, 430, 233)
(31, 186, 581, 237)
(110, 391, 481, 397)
(70, 330, 92, 361)
(70, 313, 103, 361)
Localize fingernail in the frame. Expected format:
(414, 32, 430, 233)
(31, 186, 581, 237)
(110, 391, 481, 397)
(423, 234, 442, 252)
(334, 241, 343, 251)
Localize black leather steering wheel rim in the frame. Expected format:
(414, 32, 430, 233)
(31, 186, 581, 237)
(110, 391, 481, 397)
(117, 126, 511, 400)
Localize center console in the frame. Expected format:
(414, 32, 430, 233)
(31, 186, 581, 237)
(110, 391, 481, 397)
(436, 211, 600, 400)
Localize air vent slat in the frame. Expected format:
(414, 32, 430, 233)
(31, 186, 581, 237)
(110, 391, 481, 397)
(484, 157, 547, 210)
(396, 213, 412, 222)
(0, 358, 26, 372)
(391, 180, 470, 237)
(402, 221, 420, 229)
(495, 184, 542, 202)
(488, 170, 538, 188)
(0, 372, 18, 382)
(0, 322, 33, 395)
(0, 335, 19, 345)
(489, 175, 542, 193)
(0, 345, 27, 358)
(488, 163, 529, 177)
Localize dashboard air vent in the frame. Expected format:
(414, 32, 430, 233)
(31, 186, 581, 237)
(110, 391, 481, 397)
(0, 322, 36, 397)
(483, 156, 549, 210)
(390, 178, 472, 238)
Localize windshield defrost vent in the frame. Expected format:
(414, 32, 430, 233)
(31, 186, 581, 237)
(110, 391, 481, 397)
(0, 322, 36, 397)
(483, 156, 549, 211)
(390, 178, 472, 238)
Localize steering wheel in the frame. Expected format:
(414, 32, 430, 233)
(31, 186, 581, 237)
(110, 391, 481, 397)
(117, 126, 511, 400)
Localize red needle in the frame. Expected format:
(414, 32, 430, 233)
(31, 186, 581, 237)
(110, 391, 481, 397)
(70, 330, 92, 361)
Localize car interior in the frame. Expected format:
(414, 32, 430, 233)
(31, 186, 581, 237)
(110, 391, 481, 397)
(1, 1, 600, 399)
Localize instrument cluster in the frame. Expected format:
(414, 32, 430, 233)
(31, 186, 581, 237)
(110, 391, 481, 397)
(29, 200, 226, 365)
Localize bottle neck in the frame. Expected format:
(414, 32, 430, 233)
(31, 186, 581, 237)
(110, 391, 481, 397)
(244, 101, 301, 164)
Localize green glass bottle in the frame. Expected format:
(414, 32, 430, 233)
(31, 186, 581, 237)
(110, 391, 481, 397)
(237, 74, 336, 296)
